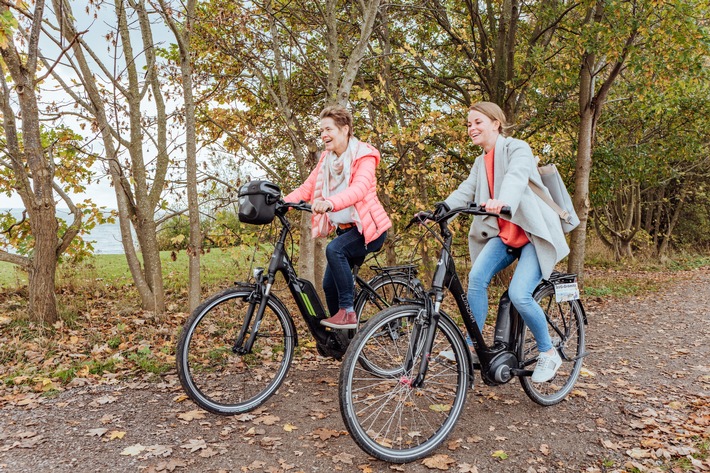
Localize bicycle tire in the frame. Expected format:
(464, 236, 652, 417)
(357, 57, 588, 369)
(176, 286, 296, 415)
(353, 275, 422, 376)
(519, 284, 585, 406)
(354, 274, 421, 326)
(339, 304, 470, 463)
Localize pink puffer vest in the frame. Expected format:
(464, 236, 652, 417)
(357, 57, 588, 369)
(284, 142, 392, 244)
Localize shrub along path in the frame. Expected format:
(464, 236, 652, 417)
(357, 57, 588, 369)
(1, 268, 709, 473)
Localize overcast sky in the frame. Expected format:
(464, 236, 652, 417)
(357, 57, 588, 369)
(1, 4, 172, 211)
(2, 181, 118, 210)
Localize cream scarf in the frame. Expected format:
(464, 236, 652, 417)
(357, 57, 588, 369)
(315, 137, 362, 235)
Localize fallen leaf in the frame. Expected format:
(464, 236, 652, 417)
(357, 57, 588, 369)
(89, 395, 117, 407)
(254, 414, 280, 425)
(429, 404, 452, 413)
(177, 410, 206, 421)
(109, 431, 126, 440)
(180, 438, 208, 452)
(235, 413, 256, 422)
(580, 367, 596, 377)
(422, 454, 456, 470)
(120, 444, 146, 456)
(143, 444, 173, 458)
(332, 452, 355, 464)
(86, 428, 109, 437)
(491, 450, 508, 460)
(199, 447, 219, 458)
(312, 428, 340, 440)
(626, 448, 652, 459)
(246, 460, 267, 470)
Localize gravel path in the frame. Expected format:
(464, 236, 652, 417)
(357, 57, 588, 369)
(2, 268, 708, 473)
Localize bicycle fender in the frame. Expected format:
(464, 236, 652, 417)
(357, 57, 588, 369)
(534, 276, 588, 326)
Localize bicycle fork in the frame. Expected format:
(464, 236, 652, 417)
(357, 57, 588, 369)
(410, 299, 441, 388)
(233, 283, 269, 355)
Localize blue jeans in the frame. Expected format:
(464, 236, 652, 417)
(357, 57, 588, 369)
(323, 227, 387, 316)
(467, 237, 552, 353)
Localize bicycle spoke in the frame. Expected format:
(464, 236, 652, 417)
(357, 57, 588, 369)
(339, 305, 469, 463)
(519, 285, 585, 406)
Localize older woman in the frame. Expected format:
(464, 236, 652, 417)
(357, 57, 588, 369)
(285, 105, 391, 329)
(442, 101, 569, 382)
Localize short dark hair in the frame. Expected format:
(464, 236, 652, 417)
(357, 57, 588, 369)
(320, 105, 353, 138)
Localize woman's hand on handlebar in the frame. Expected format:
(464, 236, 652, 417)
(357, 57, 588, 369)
(412, 202, 448, 225)
(312, 199, 333, 214)
(482, 198, 509, 215)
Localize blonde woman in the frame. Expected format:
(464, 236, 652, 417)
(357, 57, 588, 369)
(442, 102, 569, 382)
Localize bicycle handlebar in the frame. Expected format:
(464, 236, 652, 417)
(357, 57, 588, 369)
(406, 202, 511, 230)
(277, 200, 312, 213)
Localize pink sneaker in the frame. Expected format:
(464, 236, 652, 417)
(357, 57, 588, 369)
(320, 309, 358, 330)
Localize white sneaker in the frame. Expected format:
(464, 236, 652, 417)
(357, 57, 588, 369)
(439, 334, 477, 364)
(438, 349, 456, 362)
(531, 350, 562, 382)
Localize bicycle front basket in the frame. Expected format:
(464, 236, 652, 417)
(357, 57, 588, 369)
(237, 180, 282, 225)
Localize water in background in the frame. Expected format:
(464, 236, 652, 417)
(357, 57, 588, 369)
(1, 208, 129, 255)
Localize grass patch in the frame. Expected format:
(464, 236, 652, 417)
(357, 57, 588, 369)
(0, 262, 27, 288)
(0, 247, 260, 291)
(128, 347, 172, 375)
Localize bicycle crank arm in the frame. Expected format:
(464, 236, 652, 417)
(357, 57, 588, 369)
(510, 369, 534, 377)
(563, 350, 590, 362)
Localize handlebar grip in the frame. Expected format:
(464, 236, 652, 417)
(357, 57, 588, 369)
(279, 200, 312, 212)
(479, 204, 511, 216)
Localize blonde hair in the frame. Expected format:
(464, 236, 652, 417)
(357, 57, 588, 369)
(320, 105, 354, 138)
(469, 102, 511, 137)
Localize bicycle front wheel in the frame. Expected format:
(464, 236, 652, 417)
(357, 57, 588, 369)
(176, 286, 296, 415)
(339, 304, 470, 463)
(519, 284, 586, 405)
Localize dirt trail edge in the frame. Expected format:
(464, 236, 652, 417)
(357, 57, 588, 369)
(2, 268, 709, 473)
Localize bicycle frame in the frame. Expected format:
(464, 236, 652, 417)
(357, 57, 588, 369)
(236, 203, 420, 361)
(409, 205, 589, 387)
(408, 206, 535, 386)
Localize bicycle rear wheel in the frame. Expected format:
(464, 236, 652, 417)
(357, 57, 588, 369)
(519, 284, 585, 405)
(339, 304, 470, 463)
(176, 286, 296, 415)
(354, 275, 422, 376)
(354, 274, 421, 326)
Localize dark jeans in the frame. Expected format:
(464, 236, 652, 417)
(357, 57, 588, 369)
(323, 227, 387, 316)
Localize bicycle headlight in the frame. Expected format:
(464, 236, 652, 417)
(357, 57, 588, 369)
(253, 267, 264, 282)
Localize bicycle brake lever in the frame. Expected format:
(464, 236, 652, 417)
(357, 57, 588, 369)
(406, 211, 434, 230)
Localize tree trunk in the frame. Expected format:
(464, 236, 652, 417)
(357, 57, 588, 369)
(568, 0, 633, 283)
(567, 105, 594, 283)
(0, 0, 60, 323)
(657, 188, 685, 260)
(51, 0, 170, 313)
(158, 0, 201, 311)
(27, 205, 59, 324)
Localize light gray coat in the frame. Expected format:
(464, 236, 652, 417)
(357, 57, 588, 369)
(444, 135, 569, 279)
